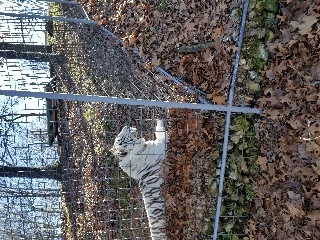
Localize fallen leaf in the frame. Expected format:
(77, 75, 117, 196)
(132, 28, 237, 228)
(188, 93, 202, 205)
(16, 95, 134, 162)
(287, 203, 305, 217)
(289, 15, 318, 36)
(306, 210, 320, 225)
(287, 191, 303, 202)
(151, 56, 161, 68)
(256, 156, 268, 171)
(199, 82, 208, 91)
(247, 219, 257, 231)
(206, 94, 226, 104)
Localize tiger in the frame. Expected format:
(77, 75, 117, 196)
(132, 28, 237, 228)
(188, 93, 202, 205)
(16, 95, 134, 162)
(110, 119, 168, 240)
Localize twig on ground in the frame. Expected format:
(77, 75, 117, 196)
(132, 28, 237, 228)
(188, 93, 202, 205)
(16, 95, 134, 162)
(173, 41, 215, 54)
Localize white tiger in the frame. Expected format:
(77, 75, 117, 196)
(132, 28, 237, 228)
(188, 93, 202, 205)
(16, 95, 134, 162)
(110, 119, 168, 240)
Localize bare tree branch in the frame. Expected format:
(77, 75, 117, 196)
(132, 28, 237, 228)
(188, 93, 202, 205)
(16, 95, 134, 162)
(0, 113, 46, 122)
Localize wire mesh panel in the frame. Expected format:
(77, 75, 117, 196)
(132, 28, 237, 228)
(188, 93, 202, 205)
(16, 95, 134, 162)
(56, 100, 224, 239)
(0, 0, 48, 37)
(0, 95, 61, 239)
(214, 113, 258, 239)
(0, 92, 227, 239)
(0, 1, 208, 104)
(164, 108, 225, 240)
(56, 100, 171, 239)
(0, 86, 231, 239)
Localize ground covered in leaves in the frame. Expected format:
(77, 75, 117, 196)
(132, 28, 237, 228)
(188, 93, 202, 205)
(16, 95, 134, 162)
(165, 109, 224, 239)
(81, 0, 244, 104)
(246, 1, 320, 239)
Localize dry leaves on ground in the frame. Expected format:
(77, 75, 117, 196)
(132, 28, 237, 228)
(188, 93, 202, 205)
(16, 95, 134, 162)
(248, 1, 320, 239)
(82, 0, 243, 104)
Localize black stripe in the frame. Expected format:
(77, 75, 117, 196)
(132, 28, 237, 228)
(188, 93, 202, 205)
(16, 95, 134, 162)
(141, 167, 160, 181)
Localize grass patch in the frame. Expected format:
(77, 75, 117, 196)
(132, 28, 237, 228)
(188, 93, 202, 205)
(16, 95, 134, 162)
(215, 114, 259, 239)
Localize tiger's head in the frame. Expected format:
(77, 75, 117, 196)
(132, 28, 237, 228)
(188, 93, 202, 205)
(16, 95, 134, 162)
(110, 126, 143, 157)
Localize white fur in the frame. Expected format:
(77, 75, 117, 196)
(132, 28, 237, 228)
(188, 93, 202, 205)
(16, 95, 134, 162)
(110, 120, 168, 240)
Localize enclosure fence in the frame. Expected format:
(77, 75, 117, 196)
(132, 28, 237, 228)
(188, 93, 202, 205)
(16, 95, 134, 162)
(0, 0, 260, 239)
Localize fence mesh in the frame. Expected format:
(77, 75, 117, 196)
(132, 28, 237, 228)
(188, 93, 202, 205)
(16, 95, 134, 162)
(0, 95, 226, 239)
(0, 1, 202, 102)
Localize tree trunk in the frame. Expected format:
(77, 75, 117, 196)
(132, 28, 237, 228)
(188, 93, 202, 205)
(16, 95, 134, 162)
(0, 165, 62, 181)
(0, 113, 46, 122)
(3, 191, 61, 198)
(0, 42, 52, 53)
(0, 50, 67, 64)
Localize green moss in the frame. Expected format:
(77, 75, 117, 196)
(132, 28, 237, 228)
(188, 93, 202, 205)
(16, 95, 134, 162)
(223, 219, 235, 232)
(263, 0, 278, 13)
(243, 0, 277, 73)
(225, 181, 238, 201)
(215, 115, 259, 238)
(203, 220, 213, 235)
(228, 160, 238, 181)
(245, 183, 256, 201)
(209, 179, 218, 196)
(250, 0, 278, 13)
(246, 81, 261, 93)
(265, 29, 275, 42)
(231, 8, 242, 23)
(249, 163, 260, 172)
(246, 146, 258, 159)
(230, 116, 250, 132)
(152, 0, 169, 12)
(266, 12, 276, 28)
(221, 232, 238, 240)
(242, 37, 269, 71)
(248, 0, 278, 29)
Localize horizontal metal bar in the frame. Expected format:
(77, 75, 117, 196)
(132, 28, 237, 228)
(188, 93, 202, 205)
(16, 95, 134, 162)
(0, 90, 261, 114)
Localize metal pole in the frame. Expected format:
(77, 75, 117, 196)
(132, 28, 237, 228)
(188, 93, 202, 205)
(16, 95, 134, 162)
(0, 90, 261, 114)
(212, 0, 250, 239)
(228, 1, 250, 106)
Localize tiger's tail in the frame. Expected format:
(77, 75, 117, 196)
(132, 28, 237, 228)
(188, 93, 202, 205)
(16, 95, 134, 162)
(142, 185, 167, 240)
(155, 120, 168, 143)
